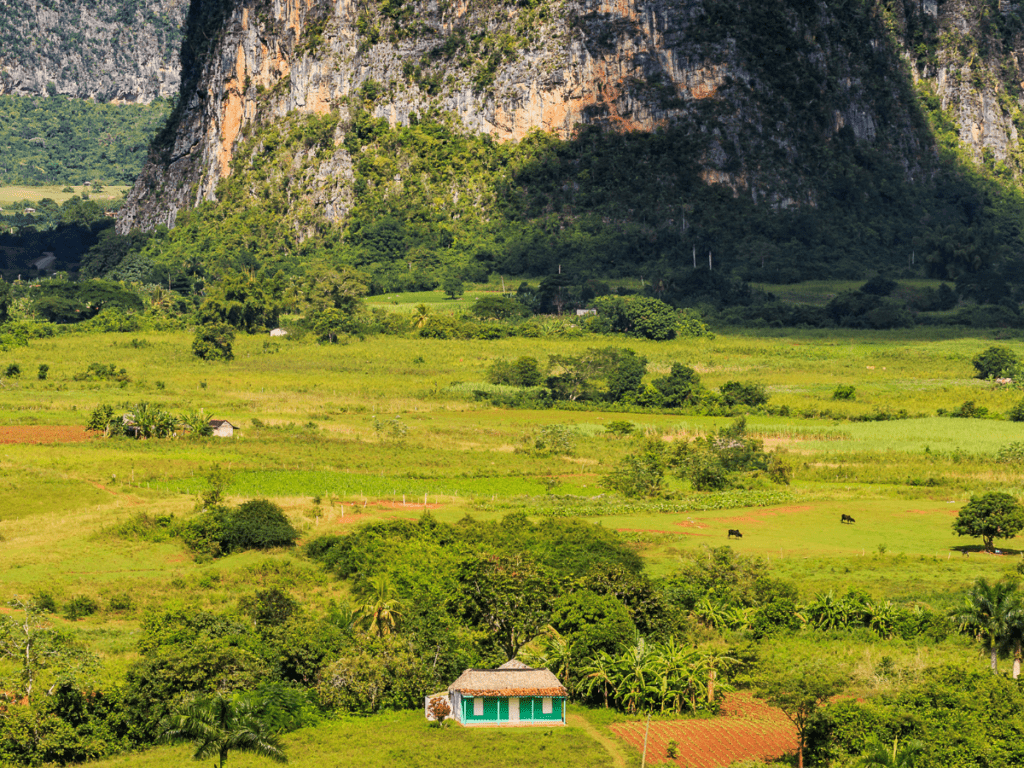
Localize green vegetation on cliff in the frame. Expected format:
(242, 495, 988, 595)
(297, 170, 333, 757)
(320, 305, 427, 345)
(0, 95, 172, 185)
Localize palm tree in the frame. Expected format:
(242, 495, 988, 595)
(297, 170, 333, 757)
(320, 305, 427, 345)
(158, 693, 287, 768)
(856, 735, 925, 767)
(614, 636, 658, 714)
(953, 577, 1018, 673)
(358, 574, 403, 636)
(531, 627, 575, 692)
(1001, 593, 1024, 679)
(576, 651, 615, 709)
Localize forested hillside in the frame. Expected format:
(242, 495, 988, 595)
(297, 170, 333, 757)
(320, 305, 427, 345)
(0, 95, 171, 185)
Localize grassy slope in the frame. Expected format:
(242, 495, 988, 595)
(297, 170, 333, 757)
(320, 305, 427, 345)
(0, 184, 130, 207)
(1, 321, 1023, 763)
(86, 710, 616, 768)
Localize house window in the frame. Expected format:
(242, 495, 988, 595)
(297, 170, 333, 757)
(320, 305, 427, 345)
(542, 697, 553, 714)
(473, 698, 484, 716)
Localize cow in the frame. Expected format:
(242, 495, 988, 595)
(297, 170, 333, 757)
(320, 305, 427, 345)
(727, 529, 743, 539)
(841, 514, 855, 524)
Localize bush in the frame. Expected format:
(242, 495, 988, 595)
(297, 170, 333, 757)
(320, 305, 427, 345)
(1010, 399, 1024, 422)
(37, 364, 49, 380)
(63, 595, 99, 620)
(832, 384, 856, 400)
(949, 400, 989, 418)
(972, 346, 1019, 379)
(108, 593, 134, 612)
(222, 499, 299, 552)
(192, 322, 235, 361)
(4, 362, 20, 378)
(720, 380, 768, 407)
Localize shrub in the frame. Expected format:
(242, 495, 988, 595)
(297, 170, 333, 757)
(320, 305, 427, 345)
(108, 593, 134, 612)
(605, 421, 636, 436)
(972, 346, 1019, 379)
(37, 364, 49, 380)
(1009, 399, 1024, 422)
(222, 499, 299, 552)
(720, 380, 768, 407)
(832, 384, 856, 400)
(4, 362, 20, 378)
(192, 322, 235, 361)
(949, 400, 989, 418)
(63, 595, 99, 620)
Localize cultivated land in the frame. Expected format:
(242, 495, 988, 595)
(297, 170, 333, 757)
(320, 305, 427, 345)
(0, 184, 130, 207)
(1, 321, 1023, 766)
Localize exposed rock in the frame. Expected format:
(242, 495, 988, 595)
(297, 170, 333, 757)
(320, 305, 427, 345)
(0, 0, 187, 102)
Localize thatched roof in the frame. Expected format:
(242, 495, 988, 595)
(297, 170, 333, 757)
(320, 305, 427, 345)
(448, 660, 567, 697)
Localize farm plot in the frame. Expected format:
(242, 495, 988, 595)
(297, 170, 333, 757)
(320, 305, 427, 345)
(0, 425, 90, 443)
(611, 693, 796, 768)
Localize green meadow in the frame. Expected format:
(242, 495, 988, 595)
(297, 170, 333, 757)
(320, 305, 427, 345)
(2, 323, 1024, 766)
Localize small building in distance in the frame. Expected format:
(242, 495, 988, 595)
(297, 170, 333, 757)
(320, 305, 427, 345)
(434, 659, 567, 727)
(208, 419, 237, 438)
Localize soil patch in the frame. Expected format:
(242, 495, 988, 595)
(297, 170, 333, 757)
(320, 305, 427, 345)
(610, 692, 797, 768)
(0, 425, 91, 444)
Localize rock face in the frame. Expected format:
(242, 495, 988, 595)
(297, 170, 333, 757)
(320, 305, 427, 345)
(0, 0, 187, 102)
(118, 0, 1024, 233)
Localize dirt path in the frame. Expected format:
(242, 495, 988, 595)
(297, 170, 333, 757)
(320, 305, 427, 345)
(568, 712, 628, 768)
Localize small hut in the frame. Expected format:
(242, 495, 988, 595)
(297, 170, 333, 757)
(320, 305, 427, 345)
(207, 419, 237, 438)
(441, 659, 567, 727)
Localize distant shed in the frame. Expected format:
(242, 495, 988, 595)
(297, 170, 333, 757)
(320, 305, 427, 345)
(208, 419, 237, 438)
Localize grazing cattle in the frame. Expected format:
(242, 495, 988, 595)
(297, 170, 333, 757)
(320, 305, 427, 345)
(727, 529, 743, 539)
(841, 514, 855, 524)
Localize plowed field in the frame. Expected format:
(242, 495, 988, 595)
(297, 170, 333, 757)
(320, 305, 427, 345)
(610, 693, 797, 768)
(0, 425, 90, 444)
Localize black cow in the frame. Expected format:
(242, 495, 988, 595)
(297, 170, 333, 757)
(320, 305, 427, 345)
(841, 514, 855, 524)
(727, 529, 743, 539)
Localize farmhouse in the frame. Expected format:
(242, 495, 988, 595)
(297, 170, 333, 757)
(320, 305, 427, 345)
(208, 419, 237, 438)
(429, 659, 567, 726)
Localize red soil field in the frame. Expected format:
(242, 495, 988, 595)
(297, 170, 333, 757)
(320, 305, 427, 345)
(0, 425, 90, 444)
(610, 693, 797, 768)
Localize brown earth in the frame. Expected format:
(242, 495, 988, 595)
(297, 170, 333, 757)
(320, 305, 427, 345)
(0, 425, 91, 444)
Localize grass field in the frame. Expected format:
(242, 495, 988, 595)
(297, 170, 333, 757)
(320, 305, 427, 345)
(0, 184, 130, 207)
(1, 324, 1024, 765)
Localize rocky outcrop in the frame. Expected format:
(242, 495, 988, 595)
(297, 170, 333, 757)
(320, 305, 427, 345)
(121, 0, 938, 232)
(0, 0, 187, 102)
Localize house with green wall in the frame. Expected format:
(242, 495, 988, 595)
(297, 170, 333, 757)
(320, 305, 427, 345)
(427, 659, 567, 727)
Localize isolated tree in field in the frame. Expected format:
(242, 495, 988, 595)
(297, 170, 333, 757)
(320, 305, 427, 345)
(952, 492, 1024, 552)
(193, 322, 236, 361)
(856, 735, 926, 767)
(442, 271, 464, 299)
(972, 346, 1020, 379)
(953, 577, 1019, 674)
(752, 656, 849, 768)
(158, 692, 287, 768)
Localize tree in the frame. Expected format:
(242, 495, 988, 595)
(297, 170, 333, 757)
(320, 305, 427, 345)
(953, 577, 1018, 673)
(653, 363, 705, 407)
(157, 692, 287, 768)
(753, 656, 849, 768)
(856, 735, 926, 767)
(972, 346, 1019, 379)
(193, 322, 236, 361)
(0, 278, 11, 323)
(0, 597, 95, 704)
(459, 554, 554, 660)
(952, 492, 1024, 552)
(442, 271, 464, 299)
(357, 574, 403, 637)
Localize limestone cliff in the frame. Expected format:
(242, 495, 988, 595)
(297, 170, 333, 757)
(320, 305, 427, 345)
(0, 0, 187, 102)
(120, 0, 937, 232)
